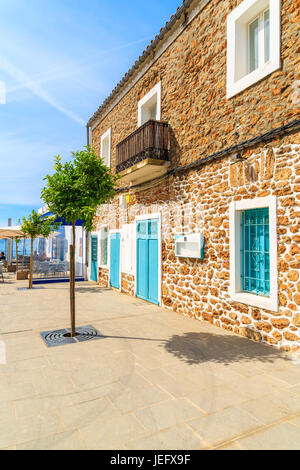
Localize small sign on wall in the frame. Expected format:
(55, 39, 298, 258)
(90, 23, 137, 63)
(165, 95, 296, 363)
(175, 233, 204, 259)
(119, 194, 130, 208)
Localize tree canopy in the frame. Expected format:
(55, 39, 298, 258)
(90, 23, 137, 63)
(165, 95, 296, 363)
(20, 209, 60, 289)
(41, 146, 118, 231)
(20, 210, 60, 240)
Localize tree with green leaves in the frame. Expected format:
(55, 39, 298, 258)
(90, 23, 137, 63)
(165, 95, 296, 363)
(20, 210, 60, 289)
(41, 146, 118, 337)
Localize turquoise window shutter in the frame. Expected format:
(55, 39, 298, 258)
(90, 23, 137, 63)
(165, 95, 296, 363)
(110, 233, 120, 289)
(90, 236, 98, 282)
(241, 208, 270, 296)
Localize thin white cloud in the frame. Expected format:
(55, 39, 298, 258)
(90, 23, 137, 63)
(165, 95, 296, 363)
(0, 53, 85, 125)
(0, 136, 77, 206)
(4, 36, 151, 97)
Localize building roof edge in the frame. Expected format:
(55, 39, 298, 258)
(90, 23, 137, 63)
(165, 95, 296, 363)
(86, 0, 195, 127)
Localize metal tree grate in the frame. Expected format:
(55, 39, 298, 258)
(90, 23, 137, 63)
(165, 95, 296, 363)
(40, 325, 104, 348)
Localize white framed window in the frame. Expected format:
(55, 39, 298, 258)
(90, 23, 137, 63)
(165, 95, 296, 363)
(100, 128, 111, 167)
(229, 196, 278, 312)
(138, 82, 161, 127)
(227, 0, 281, 99)
(99, 226, 109, 267)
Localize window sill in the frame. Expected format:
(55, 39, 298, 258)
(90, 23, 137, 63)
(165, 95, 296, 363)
(230, 291, 278, 312)
(227, 60, 280, 99)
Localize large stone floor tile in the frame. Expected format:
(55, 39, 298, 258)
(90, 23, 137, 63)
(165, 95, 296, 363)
(109, 383, 170, 414)
(238, 395, 296, 425)
(68, 368, 117, 388)
(191, 365, 246, 387)
(217, 441, 245, 450)
(14, 393, 73, 418)
(15, 430, 86, 450)
(66, 380, 126, 405)
(59, 397, 121, 431)
(286, 415, 300, 428)
(0, 382, 35, 402)
(3, 356, 50, 372)
(80, 414, 146, 450)
(265, 366, 300, 386)
(126, 424, 208, 450)
(32, 373, 73, 396)
(188, 407, 263, 446)
(226, 374, 289, 399)
(163, 363, 224, 389)
(0, 412, 64, 449)
(0, 401, 15, 423)
(4, 368, 45, 387)
(134, 397, 205, 433)
(236, 422, 300, 450)
(290, 384, 300, 395)
(269, 389, 300, 414)
(118, 373, 153, 390)
(133, 353, 165, 370)
(137, 368, 199, 398)
(187, 384, 252, 415)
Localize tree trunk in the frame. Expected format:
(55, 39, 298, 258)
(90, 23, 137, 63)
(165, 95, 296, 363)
(70, 221, 76, 337)
(29, 238, 33, 289)
(16, 241, 18, 272)
(22, 237, 25, 270)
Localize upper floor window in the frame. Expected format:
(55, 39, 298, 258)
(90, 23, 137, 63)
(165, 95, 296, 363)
(227, 0, 280, 99)
(138, 82, 161, 127)
(249, 8, 270, 73)
(100, 128, 111, 167)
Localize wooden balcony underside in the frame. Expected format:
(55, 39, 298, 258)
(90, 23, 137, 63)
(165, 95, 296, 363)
(117, 158, 170, 186)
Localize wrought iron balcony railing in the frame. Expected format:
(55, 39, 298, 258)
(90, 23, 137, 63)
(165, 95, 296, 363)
(116, 120, 169, 174)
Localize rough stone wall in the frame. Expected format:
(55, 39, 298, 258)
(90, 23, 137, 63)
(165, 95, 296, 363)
(91, 0, 300, 173)
(98, 267, 109, 288)
(90, 0, 300, 353)
(160, 141, 300, 353)
(95, 139, 300, 353)
(121, 273, 135, 297)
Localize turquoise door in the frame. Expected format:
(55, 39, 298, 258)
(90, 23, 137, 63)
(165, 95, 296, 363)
(110, 233, 120, 289)
(90, 235, 98, 282)
(136, 219, 159, 305)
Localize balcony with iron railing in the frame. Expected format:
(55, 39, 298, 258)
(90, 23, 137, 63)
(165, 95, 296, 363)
(116, 120, 169, 185)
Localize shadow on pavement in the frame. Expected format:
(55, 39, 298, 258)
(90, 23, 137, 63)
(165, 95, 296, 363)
(162, 331, 290, 366)
(95, 330, 290, 367)
(75, 287, 112, 294)
(31, 286, 111, 294)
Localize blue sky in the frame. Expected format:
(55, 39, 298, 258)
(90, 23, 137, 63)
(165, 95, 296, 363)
(0, 0, 180, 226)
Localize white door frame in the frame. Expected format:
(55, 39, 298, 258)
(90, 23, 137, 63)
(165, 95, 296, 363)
(134, 212, 162, 306)
(98, 225, 109, 270)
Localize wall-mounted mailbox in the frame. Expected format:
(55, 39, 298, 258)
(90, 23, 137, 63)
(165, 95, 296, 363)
(175, 233, 204, 259)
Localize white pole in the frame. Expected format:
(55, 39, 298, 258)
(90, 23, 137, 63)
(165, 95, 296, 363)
(7, 218, 12, 265)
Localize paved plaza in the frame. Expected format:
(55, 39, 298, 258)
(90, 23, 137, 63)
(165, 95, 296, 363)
(0, 276, 300, 450)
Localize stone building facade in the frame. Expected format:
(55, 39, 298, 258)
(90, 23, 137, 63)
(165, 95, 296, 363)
(87, 0, 300, 353)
